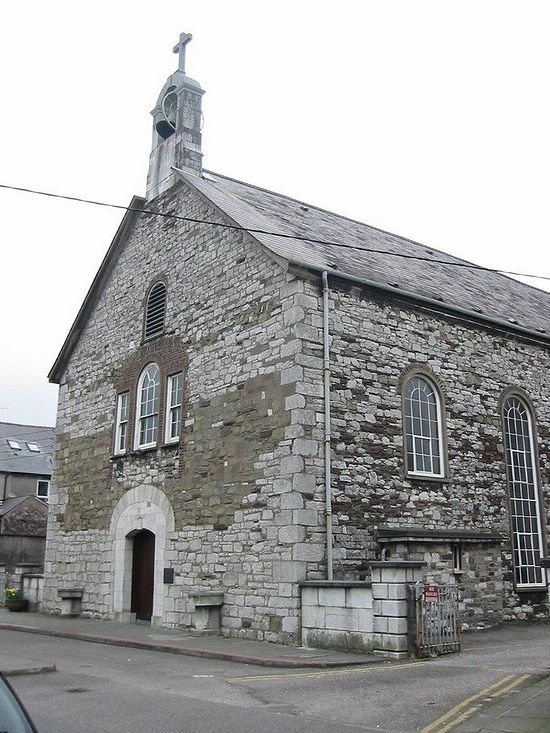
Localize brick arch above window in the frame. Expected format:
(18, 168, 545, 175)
(497, 385, 540, 420)
(397, 362, 447, 398)
(112, 337, 188, 455)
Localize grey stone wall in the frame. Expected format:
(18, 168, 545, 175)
(327, 280, 549, 620)
(43, 182, 327, 642)
(43, 177, 549, 642)
(383, 538, 504, 627)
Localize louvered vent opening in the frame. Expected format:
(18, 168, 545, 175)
(144, 282, 167, 340)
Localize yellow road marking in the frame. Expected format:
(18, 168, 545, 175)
(422, 674, 531, 733)
(227, 660, 428, 683)
(421, 675, 516, 733)
(490, 674, 530, 700)
(432, 704, 484, 733)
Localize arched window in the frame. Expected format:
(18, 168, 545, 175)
(403, 375, 444, 477)
(144, 282, 167, 341)
(135, 363, 160, 448)
(502, 396, 545, 588)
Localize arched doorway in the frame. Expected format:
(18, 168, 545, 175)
(130, 529, 155, 622)
(110, 486, 175, 623)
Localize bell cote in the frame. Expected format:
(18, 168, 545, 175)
(146, 33, 205, 201)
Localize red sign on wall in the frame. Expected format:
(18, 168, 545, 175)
(423, 585, 440, 603)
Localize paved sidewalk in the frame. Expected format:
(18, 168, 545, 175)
(453, 674, 550, 733)
(0, 608, 380, 669)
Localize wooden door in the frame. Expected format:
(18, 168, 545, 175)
(130, 529, 155, 621)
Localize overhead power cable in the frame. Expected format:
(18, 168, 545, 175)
(0, 182, 549, 283)
(0, 426, 55, 442)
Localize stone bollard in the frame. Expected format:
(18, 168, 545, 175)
(191, 592, 224, 634)
(22, 574, 44, 612)
(57, 588, 84, 617)
(370, 560, 425, 659)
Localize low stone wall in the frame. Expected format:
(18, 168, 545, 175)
(301, 581, 373, 652)
(301, 561, 426, 658)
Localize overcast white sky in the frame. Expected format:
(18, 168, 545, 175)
(1, 1, 549, 427)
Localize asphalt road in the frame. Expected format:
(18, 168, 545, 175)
(4, 624, 550, 733)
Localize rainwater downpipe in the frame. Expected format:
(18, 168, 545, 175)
(322, 271, 334, 581)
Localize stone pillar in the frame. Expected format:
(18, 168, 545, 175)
(0, 565, 6, 605)
(370, 560, 425, 660)
(22, 574, 44, 612)
(13, 563, 42, 590)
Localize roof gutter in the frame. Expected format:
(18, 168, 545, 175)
(287, 259, 550, 348)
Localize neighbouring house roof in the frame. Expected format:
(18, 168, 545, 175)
(48, 172, 550, 383)
(0, 422, 54, 476)
(0, 496, 29, 516)
(0, 494, 48, 537)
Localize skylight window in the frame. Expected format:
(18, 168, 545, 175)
(7, 439, 21, 450)
(27, 442, 41, 452)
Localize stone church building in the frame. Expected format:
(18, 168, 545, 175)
(42, 36, 549, 642)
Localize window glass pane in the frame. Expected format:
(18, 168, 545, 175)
(37, 480, 49, 500)
(119, 422, 127, 452)
(137, 365, 160, 446)
(115, 392, 129, 453)
(404, 376, 442, 476)
(120, 393, 128, 422)
(503, 397, 544, 587)
(170, 405, 181, 440)
(166, 372, 183, 442)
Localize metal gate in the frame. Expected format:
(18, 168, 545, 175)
(410, 583, 461, 658)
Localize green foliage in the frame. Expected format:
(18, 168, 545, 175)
(4, 587, 24, 601)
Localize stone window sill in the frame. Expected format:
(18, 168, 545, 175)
(406, 474, 450, 485)
(110, 443, 180, 461)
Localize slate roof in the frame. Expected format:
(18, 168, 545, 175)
(0, 422, 54, 476)
(180, 169, 550, 339)
(0, 496, 29, 516)
(49, 170, 550, 383)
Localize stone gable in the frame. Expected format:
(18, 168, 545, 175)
(43, 180, 328, 642)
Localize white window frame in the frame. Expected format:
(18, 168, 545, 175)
(134, 363, 161, 449)
(36, 479, 50, 502)
(164, 372, 183, 444)
(403, 375, 445, 478)
(114, 392, 129, 455)
(502, 395, 546, 589)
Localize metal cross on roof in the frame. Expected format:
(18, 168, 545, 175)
(173, 32, 193, 74)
